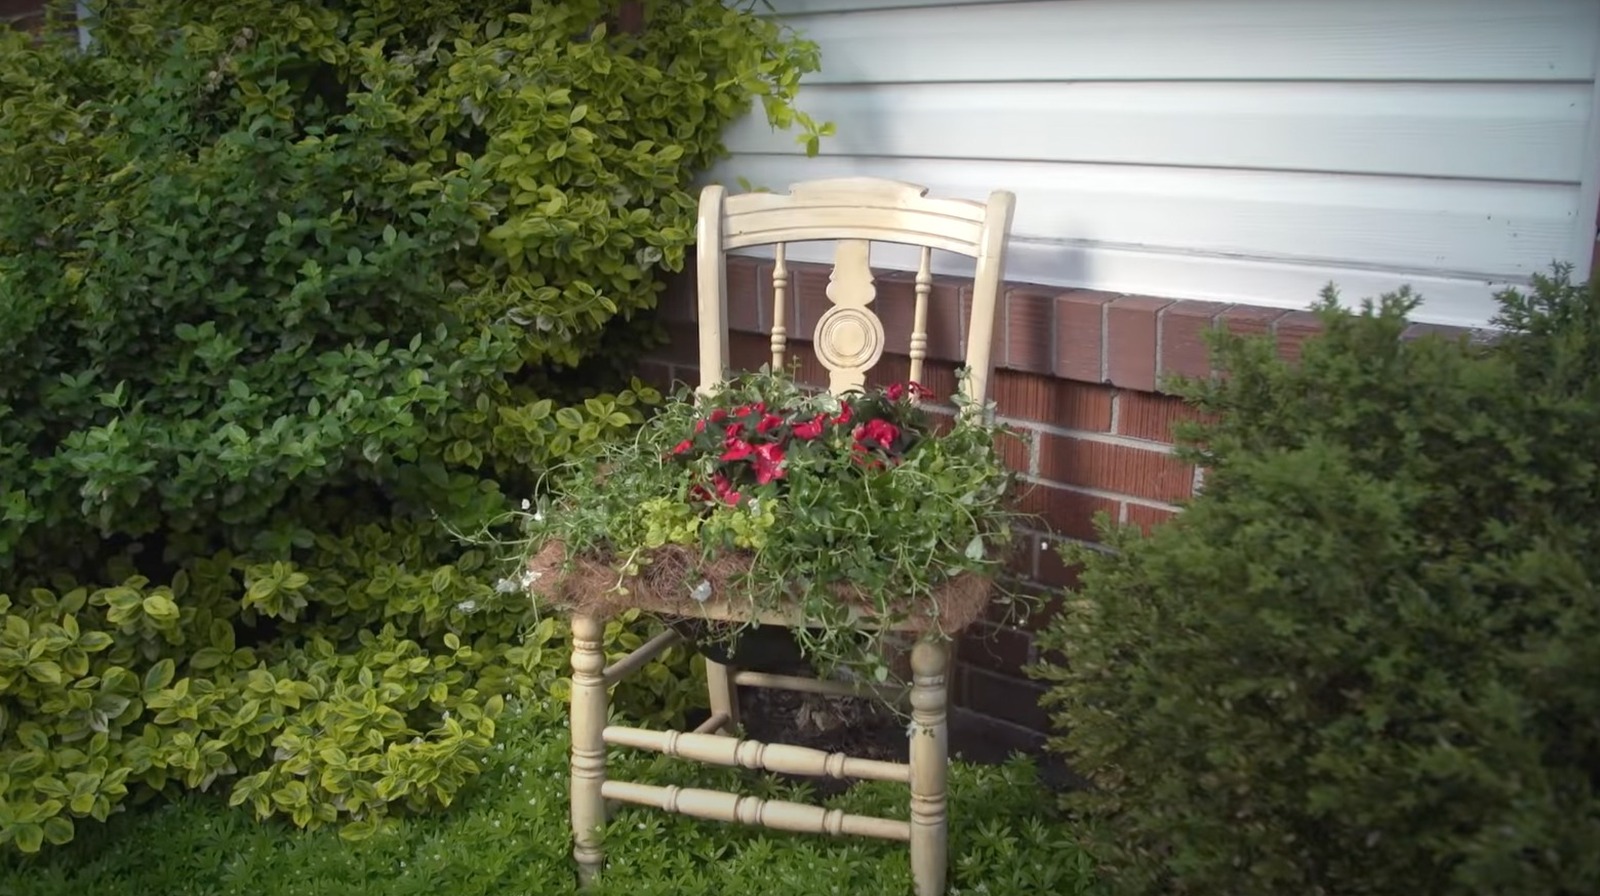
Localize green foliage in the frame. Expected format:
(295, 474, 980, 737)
(1032, 267, 1600, 896)
(0, 697, 1098, 896)
(515, 369, 1024, 684)
(0, 0, 821, 850)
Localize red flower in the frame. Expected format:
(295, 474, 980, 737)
(792, 415, 825, 440)
(886, 381, 930, 402)
(753, 442, 786, 484)
(832, 403, 853, 426)
(711, 474, 741, 505)
(689, 483, 714, 503)
(721, 439, 754, 462)
(756, 413, 785, 435)
(853, 418, 900, 450)
(725, 423, 743, 441)
(672, 439, 694, 455)
(694, 419, 707, 433)
(709, 408, 728, 424)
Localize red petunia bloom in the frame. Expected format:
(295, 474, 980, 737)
(792, 414, 825, 440)
(721, 439, 754, 462)
(695, 419, 707, 433)
(724, 423, 743, 441)
(672, 439, 694, 455)
(709, 408, 728, 424)
(753, 442, 787, 484)
(756, 413, 785, 435)
(886, 381, 930, 402)
(853, 418, 900, 450)
(832, 403, 853, 427)
(711, 474, 741, 505)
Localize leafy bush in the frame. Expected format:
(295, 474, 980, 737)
(0, 696, 1099, 896)
(1033, 269, 1600, 896)
(0, 0, 821, 851)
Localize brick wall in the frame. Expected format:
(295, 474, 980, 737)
(641, 254, 1475, 751)
(1, 0, 48, 30)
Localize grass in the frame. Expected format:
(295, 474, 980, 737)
(0, 699, 1099, 896)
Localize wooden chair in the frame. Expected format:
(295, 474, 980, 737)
(569, 177, 1016, 896)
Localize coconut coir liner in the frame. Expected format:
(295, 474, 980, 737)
(526, 540, 992, 635)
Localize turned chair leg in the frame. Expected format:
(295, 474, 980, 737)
(705, 658, 740, 736)
(570, 614, 608, 887)
(908, 639, 950, 896)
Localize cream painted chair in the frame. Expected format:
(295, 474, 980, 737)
(569, 177, 1016, 896)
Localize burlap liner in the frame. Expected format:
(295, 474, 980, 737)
(526, 540, 993, 635)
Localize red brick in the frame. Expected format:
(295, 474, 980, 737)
(1127, 503, 1178, 535)
(784, 342, 829, 387)
(1116, 390, 1205, 444)
(996, 426, 1032, 474)
(957, 623, 1034, 678)
(636, 360, 674, 394)
(791, 264, 834, 341)
(1019, 484, 1121, 542)
(1273, 310, 1324, 364)
(1402, 322, 1470, 342)
(1003, 288, 1055, 373)
(1054, 290, 1113, 384)
(863, 354, 912, 390)
(1219, 304, 1286, 340)
(1037, 545, 1084, 589)
(1105, 296, 1171, 391)
(725, 257, 764, 333)
(991, 371, 1114, 432)
(1159, 301, 1227, 382)
(1002, 531, 1038, 579)
(1038, 435, 1193, 503)
(658, 323, 700, 366)
(727, 332, 770, 374)
(956, 666, 1050, 732)
(878, 270, 965, 363)
(914, 361, 961, 404)
(614, 0, 645, 34)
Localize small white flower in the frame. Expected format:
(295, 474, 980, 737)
(520, 498, 531, 510)
(747, 498, 760, 516)
(689, 579, 712, 603)
(494, 578, 519, 594)
(533, 510, 544, 523)
(456, 599, 479, 613)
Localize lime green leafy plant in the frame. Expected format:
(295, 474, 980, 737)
(0, 696, 1099, 896)
(0, 0, 823, 851)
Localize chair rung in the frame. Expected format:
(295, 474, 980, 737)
(732, 670, 905, 700)
(600, 779, 911, 842)
(692, 711, 731, 735)
(603, 725, 910, 783)
(602, 629, 683, 686)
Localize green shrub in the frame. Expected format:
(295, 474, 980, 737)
(0, 0, 821, 851)
(1033, 269, 1600, 895)
(0, 696, 1098, 896)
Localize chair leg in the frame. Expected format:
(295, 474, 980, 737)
(705, 658, 740, 735)
(908, 638, 949, 896)
(570, 614, 608, 887)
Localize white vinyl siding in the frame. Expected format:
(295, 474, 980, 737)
(710, 0, 1600, 327)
